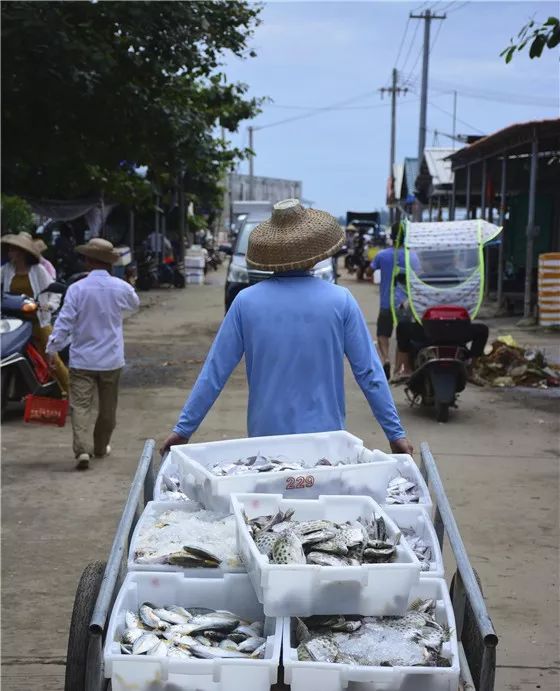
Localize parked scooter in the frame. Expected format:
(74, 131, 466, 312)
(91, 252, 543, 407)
(404, 306, 472, 422)
(1, 283, 65, 416)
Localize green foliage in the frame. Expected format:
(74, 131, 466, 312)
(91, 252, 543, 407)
(1, 194, 34, 234)
(1, 1, 262, 207)
(501, 16, 560, 63)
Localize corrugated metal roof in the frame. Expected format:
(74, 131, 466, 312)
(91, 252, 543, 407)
(448, 118, 560, 167)
(422, 148, 455, 186)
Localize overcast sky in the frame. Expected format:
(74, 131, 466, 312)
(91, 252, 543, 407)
(223, 0, 559, 216)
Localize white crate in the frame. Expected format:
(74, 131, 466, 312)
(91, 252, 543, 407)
(384, 505, 444, 578)
(104, 573, 282, 691)
(231, 493, 420, 617)
(154, 458, 197, 502)
(156, 431, 398, 513)
(384, 454, 433, 513)
(128, 501, 245, 575)
(282, 577, 459, 691)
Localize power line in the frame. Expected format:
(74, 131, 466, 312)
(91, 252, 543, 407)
(427, 96, 485, 134)
(447, 1, 470, 14)
(399, 19, 421, 76)
(393, 17, 411, 72)
(402, 11, 444, 87)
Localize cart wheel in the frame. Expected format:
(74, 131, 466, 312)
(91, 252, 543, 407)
(65, 560, 107, 691)
(435, 401, 449, 423)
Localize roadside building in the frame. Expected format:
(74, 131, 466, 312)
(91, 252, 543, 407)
(447, 118, 560, 317)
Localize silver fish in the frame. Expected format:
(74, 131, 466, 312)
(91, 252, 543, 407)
(148, 640, 169, 657)
(237, 636, 266, 653)
(140, 603, 167, 630)
(121, 628, 144, 645)
(132, 632, 161, 655)
(218, 639, 240, 652)
(188, 642, 250, 659)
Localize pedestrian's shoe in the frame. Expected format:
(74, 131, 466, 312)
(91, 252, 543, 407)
(75, 453, 90, 470)
(383, 362, 391, 380)
(94, 445, 111, 458)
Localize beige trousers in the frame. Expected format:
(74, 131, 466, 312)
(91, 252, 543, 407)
(69, 368, 122, 458)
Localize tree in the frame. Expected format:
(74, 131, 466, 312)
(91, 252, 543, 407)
(1, 195, 34, 234)
(1, 1, 262, 207)
(501, 16, 560, 63)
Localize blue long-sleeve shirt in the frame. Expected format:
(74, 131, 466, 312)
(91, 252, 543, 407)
(174, 273, 406, 441)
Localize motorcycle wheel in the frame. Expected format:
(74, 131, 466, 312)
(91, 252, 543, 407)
(435, 400, 449, 423)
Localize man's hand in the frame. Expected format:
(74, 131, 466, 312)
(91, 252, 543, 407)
(160, 431, 189, 456)
(390, 437, 414, 456)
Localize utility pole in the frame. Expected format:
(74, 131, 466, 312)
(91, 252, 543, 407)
(410, 9, 446, 166)
(248, 125, 255, 200)
(379, 68, 408, 224)
(452, 91, 457, 150)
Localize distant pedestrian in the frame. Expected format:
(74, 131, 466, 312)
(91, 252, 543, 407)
(370, 222, 419, 381)
(34, 238, 57, 280)
(46, 239, 140, 470)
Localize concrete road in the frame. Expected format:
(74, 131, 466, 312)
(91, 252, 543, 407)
(1, 268, 558, 690)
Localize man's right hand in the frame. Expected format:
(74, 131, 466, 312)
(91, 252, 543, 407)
(390, 437, 414, 456)
(160, 431, 189, 456)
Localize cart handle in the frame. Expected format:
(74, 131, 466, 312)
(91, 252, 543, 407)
(89, 438, 156, 635)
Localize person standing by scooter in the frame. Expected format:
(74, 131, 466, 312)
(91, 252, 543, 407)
(46, 239, 140, 470)
(370, 223, 419, 381)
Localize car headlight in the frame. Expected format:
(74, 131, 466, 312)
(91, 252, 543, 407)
(227, 264, 249, 284)
(312, 265, 335, 282)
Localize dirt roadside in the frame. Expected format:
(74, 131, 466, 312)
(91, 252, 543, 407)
(1, 268, 558, 690)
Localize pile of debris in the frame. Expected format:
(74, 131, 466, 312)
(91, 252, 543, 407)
(472, 336, 560, 388)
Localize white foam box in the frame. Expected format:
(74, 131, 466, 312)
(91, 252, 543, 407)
(384, 505, 444, 578)
(155, 431, 399, 513)
(184, 255, 206, 269)
(384, 454, 433, 513)
(104, 572, 282, 691)
(186, 273, 204, 285)
(127, 501, 246, 575)
(231, 493, 420, 617)
(282, 577, 459, 691)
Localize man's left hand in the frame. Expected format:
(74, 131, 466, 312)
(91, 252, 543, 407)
(390, 437, 414, 455)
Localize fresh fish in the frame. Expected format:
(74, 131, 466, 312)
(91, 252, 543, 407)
(255, 531, 279, 557)
(299, 528, 338, 546)
(153, 608, 191, 625)
(120, 643, 133, 654)
(303, 636, 339, 663)
(296, 599, 453, 667)
(167, 644, 193, 658)
(121, 628, 144, 645)
(293, 519, 333, 536)
(195, 635, 214, 647)
(310, 534, 349, 556)
(307, 551, 349, 567)
(233, 621, 264, 638)
(132, 632, 161, 655)
(237, 636, 266, 653)
(386, 475, 420, 504)
(271, 530, 306, 564)
(140, 603, 168, 630)
(125, 610, 146, 630)
(250, 642, 267, 658)
(165, 605, 192, 619)
(187, 642, 250, 659)
(162, 474, 180, 492)
(218, 638, 240, 651)
(148, 640, 169, 657)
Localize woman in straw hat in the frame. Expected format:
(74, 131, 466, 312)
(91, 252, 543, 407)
(1, 232, 69, 394)
(46, 238, 140, 469)
(161, 199, 412, 455)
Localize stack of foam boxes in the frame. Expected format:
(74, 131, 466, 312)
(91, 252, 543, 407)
(184, 247, 205, 285)
(103, 431, 460, 691)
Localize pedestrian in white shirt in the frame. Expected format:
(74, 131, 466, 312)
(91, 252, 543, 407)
(46, 239, 140, 470)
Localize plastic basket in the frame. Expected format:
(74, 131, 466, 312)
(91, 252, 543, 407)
(23, 395, 68, 427)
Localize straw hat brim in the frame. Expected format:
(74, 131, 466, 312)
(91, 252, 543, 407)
(76, 244, 120, 265)
(246, 207, 345, 272)
(1, 234, 41, 260)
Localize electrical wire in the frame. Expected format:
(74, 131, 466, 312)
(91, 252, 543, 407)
(399, 18, 421, 76)
(446, 1, 470, 14)
(393, 17, 411, 72)
(402, 13, 444, 88)
(427, 96, 485, 134)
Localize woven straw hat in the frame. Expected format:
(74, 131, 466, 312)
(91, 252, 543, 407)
(246, 199, 344, 271)
(34, 238, 48, 253)
(1, 232, 41, 260)
(76, 238, 120, 265)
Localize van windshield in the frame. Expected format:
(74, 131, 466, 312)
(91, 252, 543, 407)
(235, 221, 260, 255)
